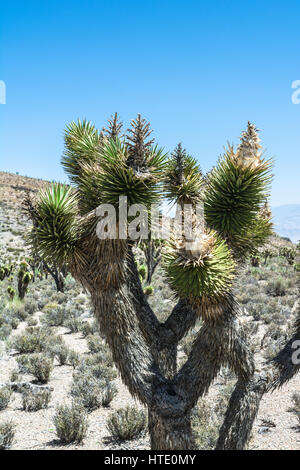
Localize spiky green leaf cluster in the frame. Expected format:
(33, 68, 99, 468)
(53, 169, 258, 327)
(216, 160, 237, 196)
(163, 234, 235, 301)
(89, 138, 167, 208)
(62, 120, 102, 185)
(204, 150, 272, 252)
(29, 184, 79, 266)
(164, 145, 203, 205)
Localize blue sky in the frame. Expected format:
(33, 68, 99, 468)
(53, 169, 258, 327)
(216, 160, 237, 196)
(0, 0, 299, 206)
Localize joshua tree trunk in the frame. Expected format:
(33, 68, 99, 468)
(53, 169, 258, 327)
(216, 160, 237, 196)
(148, 408, 195, 450)
(70, 239, 256, 449)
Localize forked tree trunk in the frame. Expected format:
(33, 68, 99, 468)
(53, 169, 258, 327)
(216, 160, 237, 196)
(149, 344, 196, 449)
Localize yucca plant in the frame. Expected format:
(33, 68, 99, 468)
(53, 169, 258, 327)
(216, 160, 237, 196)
(17, 262, 33, 300)
(7, 286, 15, 300)
(0, 264, 13, 281)
(27, 115, 300, 450)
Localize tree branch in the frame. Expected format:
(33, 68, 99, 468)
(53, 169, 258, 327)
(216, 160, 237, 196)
(216, 315, 300, 450)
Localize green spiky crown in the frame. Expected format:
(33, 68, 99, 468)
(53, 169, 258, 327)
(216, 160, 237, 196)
(164, 143, 203, 206)
(164, 230, 235, 304)
(27, 117, 273, 321)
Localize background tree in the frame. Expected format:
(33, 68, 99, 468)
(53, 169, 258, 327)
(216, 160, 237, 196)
(28, 116, 300, 450)
(23, 192, 68, 292)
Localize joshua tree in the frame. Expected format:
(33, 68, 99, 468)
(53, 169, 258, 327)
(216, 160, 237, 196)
(0, 264, 13, 281)
(23, 192, 67, 292)
(139, 238, 162, 285)
(28, 116, 300, 449)
(17, 261, 32, 299)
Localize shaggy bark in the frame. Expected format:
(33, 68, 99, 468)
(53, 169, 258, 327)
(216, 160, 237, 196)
(69, 228, 300, 450)
(217, 325, 300, 450)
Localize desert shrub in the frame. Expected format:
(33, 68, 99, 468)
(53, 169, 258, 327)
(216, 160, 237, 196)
(192, 401, 219, 450)
(100, 382, 118, 407)
(50, 343, 70, 365)
(24, 299, 38, 315)
(6, 299, 27, 321)
(37, 297, 48, 310)
(51, 292, 67, 304)
(27, 317, 38, 327)
(106, 406, 147, 441)
(81, 321, 98, 338)
(214, 382, 235, 419)
(53, 402, 88, 443)
(64, 317, 82, 333)
(89, 363, 117, 382)
(42, 303, 66, 327)
(0, 324, 12, 340)
(25, 353, 53, 383)
(10, 326, 49, 354)
(0, 421, 15, 450)
(68, 350, 81, 369)
(45, 332, 64, 350)
(266, 278, 287, 297)
(10, 317, 20, 329)
(75, 294, 86, 305)
(292, 392, 300, 425)
(86, 334, 106, 354)
(0, 387, 12, 410)
(9, 369, 21, 382)
(22, 388, 51, 411)
(71, 372, 106, 411)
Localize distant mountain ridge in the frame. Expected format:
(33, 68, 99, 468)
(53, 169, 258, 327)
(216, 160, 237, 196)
(272, 204, 300, 243)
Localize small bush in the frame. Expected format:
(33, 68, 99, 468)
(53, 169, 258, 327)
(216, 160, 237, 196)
(292, 393, 300, 426)
(192, 401, 218, 450)
(24, 299, 38, 315)
(71, 372, 104, 411)
(10, 369, 21, 382)
(106, 406, 147, 441)
(86, 335, 106, 354)
(101, 382, 118, 407)
(64, 317, 82, 333)
(10, 327, 48, 354)
(0, 387, 12, 411)
(27, 353, 53, 383)
(53, 402, 88, 443)
(68, 350, 81, 369)
(0, 421, 15, 450)
(27, 317, 38, 327)
(42, 304, 66, 327)
(22, 388, 51, 411)
(51, 344, 70, 366)
(266, 278, 287, 297)
(81, 321, 98, 338)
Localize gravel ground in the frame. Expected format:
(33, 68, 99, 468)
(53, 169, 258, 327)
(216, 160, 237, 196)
(0, 313, 299, 450)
